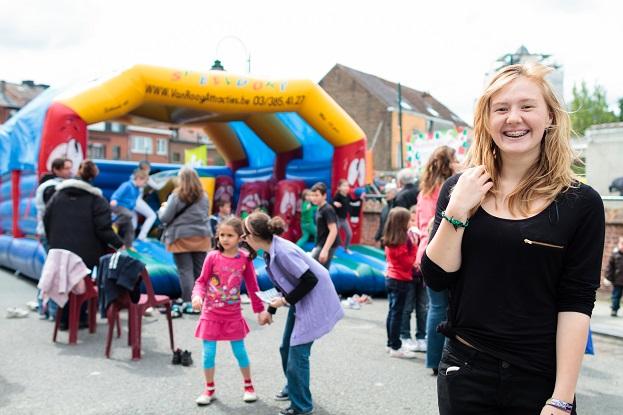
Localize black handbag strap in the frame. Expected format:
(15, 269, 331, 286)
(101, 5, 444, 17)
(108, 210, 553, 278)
(163, 201, 194, 227)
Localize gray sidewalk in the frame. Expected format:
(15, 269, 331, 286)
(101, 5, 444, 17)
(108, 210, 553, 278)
(1, 268, 622, 414)
(591, 299, 623, 338)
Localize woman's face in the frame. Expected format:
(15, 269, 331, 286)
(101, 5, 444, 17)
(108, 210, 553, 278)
(241, 219, 261, 251)
(488, 76, 552, 162)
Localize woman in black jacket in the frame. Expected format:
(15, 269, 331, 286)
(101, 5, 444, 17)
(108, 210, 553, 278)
(44, 160, 123, 329)
(44, 160, 123, 269)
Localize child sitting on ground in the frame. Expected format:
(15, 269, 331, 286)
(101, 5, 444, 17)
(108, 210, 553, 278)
(110, 169, 148, 248)
(191, 217, 264, 406)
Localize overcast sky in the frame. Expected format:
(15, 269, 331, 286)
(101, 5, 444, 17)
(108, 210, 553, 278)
(1, 0, 621, 124)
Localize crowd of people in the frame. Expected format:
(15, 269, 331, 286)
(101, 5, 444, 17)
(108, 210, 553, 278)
(30, 61, 611, 415)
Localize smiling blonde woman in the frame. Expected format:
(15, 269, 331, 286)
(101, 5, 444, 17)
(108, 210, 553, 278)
(422, 63, 605, 415)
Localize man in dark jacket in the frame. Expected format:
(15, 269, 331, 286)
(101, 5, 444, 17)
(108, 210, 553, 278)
(394, 168, 419, 209)
(606, 236, 623, 317)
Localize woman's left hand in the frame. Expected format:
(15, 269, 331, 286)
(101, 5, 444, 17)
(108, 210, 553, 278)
(269, 297, 288, 308)
(540, 405, 570, 415)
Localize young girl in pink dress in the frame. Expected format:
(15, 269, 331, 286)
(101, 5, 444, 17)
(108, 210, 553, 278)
(191, 217, 264, 406)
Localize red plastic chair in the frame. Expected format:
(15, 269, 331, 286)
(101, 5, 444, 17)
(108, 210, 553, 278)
(53, 277, 98, 344)
(105, 269, 175, 360)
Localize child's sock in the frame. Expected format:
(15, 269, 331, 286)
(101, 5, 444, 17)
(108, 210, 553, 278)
(243, 378, 254, 393)
(205, 382, 216, 397)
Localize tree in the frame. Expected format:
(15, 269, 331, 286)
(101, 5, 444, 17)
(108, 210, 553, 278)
(569, 81, 617, 136)
(618, 97, 623, 122)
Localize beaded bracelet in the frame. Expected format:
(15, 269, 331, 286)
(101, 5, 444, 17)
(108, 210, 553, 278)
(545, 398, 573, 413)
(441, 211, 469, 231)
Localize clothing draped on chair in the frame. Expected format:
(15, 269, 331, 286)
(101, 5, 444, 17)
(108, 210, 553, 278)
(38, 248, 90, 308)
(96, 252, 145, 317)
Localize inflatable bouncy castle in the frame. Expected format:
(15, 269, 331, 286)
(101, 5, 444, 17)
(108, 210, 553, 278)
(0, 64, 386, 295)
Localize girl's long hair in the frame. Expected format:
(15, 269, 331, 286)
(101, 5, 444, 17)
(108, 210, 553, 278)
(467, 63, 577, 216)
(175, 166, 204, 205)
(419, 146, 456, 196)
(382, 207, 411, 247)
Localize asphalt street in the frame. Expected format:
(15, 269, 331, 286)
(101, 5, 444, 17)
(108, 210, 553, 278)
(1, 267, 622, 415)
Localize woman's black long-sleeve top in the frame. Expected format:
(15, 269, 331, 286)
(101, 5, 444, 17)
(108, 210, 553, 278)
(421, 174, 605, 374)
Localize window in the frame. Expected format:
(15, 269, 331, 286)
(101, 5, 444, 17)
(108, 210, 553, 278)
(426, 119, 434, 133)
(131, 136, 153, 154)
(172, 152, 181, 162)
(88, 143, 106, 159)
(426, 105, 440, 117)
(157, 138, 168, 155)
(112, 145, 121, 160)
(110, 122, 126, 133)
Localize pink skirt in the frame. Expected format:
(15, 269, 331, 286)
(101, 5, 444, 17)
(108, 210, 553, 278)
(194, 316, 250, 341)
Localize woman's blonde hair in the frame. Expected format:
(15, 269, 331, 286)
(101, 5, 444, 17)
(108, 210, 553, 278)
(175, 166, 204, 204)
(419, 146, 456, 196)
(467, 63, 577, 216)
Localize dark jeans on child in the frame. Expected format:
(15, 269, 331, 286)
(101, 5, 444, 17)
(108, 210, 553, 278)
(279, 306, 314, 413)
(401, 272, 428, 341)
(612, 285, 623, 312)
(386, 278, 411, 350)
(438, 339, 577, 415)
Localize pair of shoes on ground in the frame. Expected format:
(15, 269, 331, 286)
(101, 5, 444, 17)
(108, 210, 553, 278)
(172, 348, 193, 366)
(195, 384, 258, 405)
(340, 297, 361, 310)
(401, 338, 427, 352)
(6, 307, 29, 318)
(352, 294, 373, 304)
(25, 301, 39, 311)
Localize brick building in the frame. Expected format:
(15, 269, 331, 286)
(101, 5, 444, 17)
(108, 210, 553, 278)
(319, 64, 469, 172)
(87, 122, 222, 165)
(0, 80, 49, 124)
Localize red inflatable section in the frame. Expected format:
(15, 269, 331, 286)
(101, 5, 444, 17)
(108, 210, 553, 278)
(236, 181, 271, 217)
(274, 180, 306, 242)
(331, 139, 367, 243)
(213, 175, 234, 213)
(273, 147, 303, 181)
(37, 102, 87, 177)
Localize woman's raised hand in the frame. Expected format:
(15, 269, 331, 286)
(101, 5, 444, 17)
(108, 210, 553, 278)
(446, 165, 493, 219)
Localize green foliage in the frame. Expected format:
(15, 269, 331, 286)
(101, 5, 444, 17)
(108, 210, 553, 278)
(569, 81, 617, 136)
